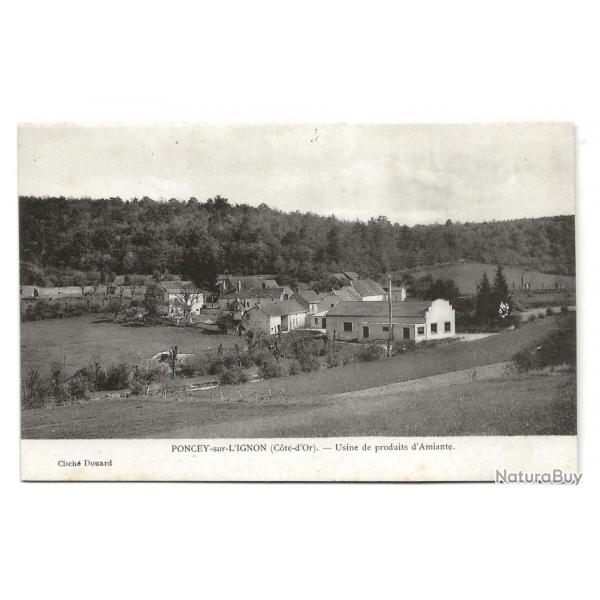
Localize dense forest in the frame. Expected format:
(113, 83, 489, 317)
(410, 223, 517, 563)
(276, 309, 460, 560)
(19, 196, 576, 290)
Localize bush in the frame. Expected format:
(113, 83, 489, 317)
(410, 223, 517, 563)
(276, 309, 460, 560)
(208, 358, 224, 375)
(560, 305, 569, 315)
(537, 312, 545, 319)
(21, 369, 49, 409)
(298, 353, 320, 372)
(252, 349, 274, 367)
(504, 313, 521, 329)
(286, 359, 301, 375)
(326, 353, 340, 368)
(512, 348, 539, 373)
(177, 355, 209, 377)
(528, 313, 537, 322)
(512, 314, 576, 372)
(97, 362, 131, 391)
(219, 366, 249, 385)
(546, 307, 555, 317)
(258, 356, 284, 379)
(356, 343, 385, 362)
(222, 353, 239, 369)
(238, 352, 254, 369)
(66, 373, 92, 400)
(392, 340, 417, 355)
(133, 362, 170, 384)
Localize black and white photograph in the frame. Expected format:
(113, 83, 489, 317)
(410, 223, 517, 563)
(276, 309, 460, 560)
(17, 122, 577, 480)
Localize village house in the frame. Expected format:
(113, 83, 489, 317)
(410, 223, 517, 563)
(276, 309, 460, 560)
(348, 278, 387, 301)
(331, 271, 360, 286)
(242, 300, 307, 335)
(318, 286, 362, 312)
(291, 289, 323, 315)
(216, 274, 281, 294)
(386, 285, 408, 302)
(217, 286, 291, 311)
(160, 280, 205, 318)
(325, 299, 455, 342)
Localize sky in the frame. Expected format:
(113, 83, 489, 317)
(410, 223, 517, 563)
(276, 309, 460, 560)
(17, 122, 575, 226)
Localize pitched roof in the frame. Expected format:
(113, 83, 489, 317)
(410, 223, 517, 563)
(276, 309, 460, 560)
(342, 271, 360, 281)
(220, 287, 284, 300)
(335, 286, 362, 300)
(326, 300, 432, 318)
(220, 275, 280, 289)
(253, 299, 307, 316)
(161, 280, 202, 294)
(293, 289, 321, 303)
(350, 279, 386, 297)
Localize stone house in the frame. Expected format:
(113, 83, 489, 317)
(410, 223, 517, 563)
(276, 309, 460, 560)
(242, 300, 307, 335)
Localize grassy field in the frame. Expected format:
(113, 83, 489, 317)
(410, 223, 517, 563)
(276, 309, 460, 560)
(20, 315, 241, 376)
(21, 318, 571, 438)
(401, 262, 575, 295)
(21, 370, 576, 438)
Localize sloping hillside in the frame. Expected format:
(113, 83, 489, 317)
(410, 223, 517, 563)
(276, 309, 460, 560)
(400, 262, 575, 295)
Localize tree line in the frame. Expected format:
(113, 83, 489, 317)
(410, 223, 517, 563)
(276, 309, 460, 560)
(19, 195, 575, 290)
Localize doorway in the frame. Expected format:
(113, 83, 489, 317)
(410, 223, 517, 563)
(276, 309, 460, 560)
(403, 327, 410, 340)
(362, 326, 369, 339)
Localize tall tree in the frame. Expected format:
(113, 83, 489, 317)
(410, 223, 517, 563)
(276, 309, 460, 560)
(181, 246, 218, 291)
(492, 265, 510, 304)
(143, 282, 165, 323)
(476, 272, 494, 325)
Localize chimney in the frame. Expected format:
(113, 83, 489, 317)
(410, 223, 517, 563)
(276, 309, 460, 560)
(400, 286, 407, 301)
(238, 280, 242, 292)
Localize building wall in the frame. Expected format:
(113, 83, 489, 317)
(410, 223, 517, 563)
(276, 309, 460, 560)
(281, 311, 307, 331)
(326, 314, 422, 341)
(423, 299, 455, 340)
(318, 293, 343, 312)
(308, 314, 328, 329)
(168, 292, 205, 315)
(326, 299, 455, 342)
(217, 296, 261, 310)
(244, 309, 281, 335)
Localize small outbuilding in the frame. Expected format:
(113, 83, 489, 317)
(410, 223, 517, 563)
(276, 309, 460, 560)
(243, 300, 308, 335)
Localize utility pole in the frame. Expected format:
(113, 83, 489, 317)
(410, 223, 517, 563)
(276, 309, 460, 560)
(387, 274, 393, 357)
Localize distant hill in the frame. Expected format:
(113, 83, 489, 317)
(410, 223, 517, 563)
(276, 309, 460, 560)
(19, 196, 575, 289)
(399, 262, 576, 295)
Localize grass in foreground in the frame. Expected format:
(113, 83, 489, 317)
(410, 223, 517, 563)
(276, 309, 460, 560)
(22, 369, 575, 439)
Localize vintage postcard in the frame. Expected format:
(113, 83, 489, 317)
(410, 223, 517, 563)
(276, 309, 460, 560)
(18, 122, 577, 481)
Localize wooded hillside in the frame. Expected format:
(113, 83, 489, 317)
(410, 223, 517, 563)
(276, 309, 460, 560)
(19, 196, 575, 289)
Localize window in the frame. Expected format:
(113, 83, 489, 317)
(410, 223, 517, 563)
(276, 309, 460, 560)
(343, 322, 353, 332)
(430, 323, 438, 334)
(444, 321, 451, 332)
(382, 326, 389, 332)
(314, 318, 319, 325)
(417, 326, 425, 335)
(330, 303, 335, 308)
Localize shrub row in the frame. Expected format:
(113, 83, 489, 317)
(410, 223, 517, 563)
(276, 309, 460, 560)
(512, 314, 576, 373)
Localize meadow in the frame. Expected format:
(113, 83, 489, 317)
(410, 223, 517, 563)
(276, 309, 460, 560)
(401, 262, 575, 295)
(21, 318, 570, 438)
(20, 315, 240, 377)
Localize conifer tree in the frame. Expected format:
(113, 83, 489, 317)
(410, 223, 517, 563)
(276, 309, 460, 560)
(492, 265, 510, 304)
(476, 271, 494, 325)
